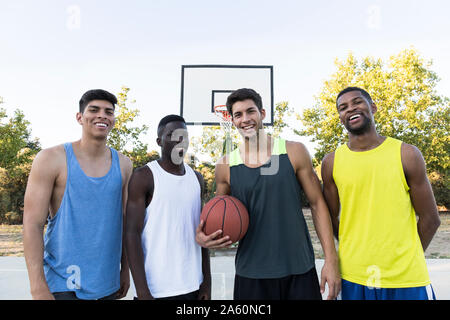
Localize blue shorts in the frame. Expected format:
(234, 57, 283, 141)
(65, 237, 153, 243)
(341, 279, 436, 300)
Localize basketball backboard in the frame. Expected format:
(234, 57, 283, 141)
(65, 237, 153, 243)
(180, 65, 273, 126)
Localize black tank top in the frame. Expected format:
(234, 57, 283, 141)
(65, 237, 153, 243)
(229, 138, 315, 279)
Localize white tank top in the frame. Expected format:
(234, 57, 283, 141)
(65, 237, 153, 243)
(140, 160, 203, 298)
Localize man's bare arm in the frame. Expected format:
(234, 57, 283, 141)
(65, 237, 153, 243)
(288, 141, 340, 300)
(116, 154, 133, 299)
(125, 166, 154, 299)
(288, 142, 337, 260)
(401, 143, 440, 251)
(321, 152, 340, 240)
(23, 148, 62, 300)
(215, 156, 231, 196)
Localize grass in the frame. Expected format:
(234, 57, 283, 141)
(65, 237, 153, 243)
(0, 225, 24, 257)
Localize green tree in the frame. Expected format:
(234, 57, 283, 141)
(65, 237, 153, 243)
(296, 48, 449, 208)
(0, 99, 41, 223)
(131, 150, 160, 170)
(190, 126, 240, 164)
(107, 86, 149, 163)
(267, 101, 294, 138)
(0, 160, 34, 224)
(0, 108, 40, 171)
(297, 48, 449, 171)
(195, 162, 216, 203)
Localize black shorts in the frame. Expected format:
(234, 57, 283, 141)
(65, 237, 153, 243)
(53, 291, 117, 300)
(234, 267, 322, 300)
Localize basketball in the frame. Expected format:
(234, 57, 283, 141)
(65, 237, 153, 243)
(200, 195, 249, 244)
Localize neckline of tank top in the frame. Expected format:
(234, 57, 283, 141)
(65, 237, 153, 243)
(70, 143, 115, 180)
(235, 138, 280, 169)
(154, 160, 188, 178)
(344, 136, 390, 155)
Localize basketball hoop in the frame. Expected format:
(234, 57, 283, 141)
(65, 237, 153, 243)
(214, 105, 232, 133)
(214, 105, 233, 155)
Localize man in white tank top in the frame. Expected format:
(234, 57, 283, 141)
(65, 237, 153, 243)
(125, 115, 211, 300)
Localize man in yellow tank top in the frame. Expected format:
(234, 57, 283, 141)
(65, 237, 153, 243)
(321, 87, 441, 300)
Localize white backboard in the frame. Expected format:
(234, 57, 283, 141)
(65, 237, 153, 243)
(180, 65, 273, 125)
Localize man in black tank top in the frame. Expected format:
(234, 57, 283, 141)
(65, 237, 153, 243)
(196, 88, 341, 300)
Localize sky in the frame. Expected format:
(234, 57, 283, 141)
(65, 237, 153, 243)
(0, 0, 449, 157)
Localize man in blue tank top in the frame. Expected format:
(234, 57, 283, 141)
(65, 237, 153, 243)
(196, 88, 341, 300)
(23, 89, 133, 300)
(125, 115, 211, 300)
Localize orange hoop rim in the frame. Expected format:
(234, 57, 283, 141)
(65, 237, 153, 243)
(214, 105, 232, 121)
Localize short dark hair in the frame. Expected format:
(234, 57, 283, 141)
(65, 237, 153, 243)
(157, 114, 186, 137)
(79, 89, 117, 113)
(336, 87, 373, 108)
(226, 88, 263, 115)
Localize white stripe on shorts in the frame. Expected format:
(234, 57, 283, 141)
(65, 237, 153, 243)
(425, 284, 434, 300)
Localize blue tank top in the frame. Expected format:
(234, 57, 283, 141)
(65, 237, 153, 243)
(43, 143, 123, 299)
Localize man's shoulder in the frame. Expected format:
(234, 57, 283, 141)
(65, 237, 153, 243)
(133, 164, 152, 178)
(322, 151, 336, 165)
(399, 141, 424, 171)
(285, 140, 309, 153)
(129, 164, 154, 191)
(216, 154, 230, 166)
(115, 150, 133, 169)
(284, 140, 311, 166)
(35, 144, 66, 164)
(30, 144, 67, 177)
(215, 155, 230, 186)
(321, 152, 336, 180)
(40, 143, 66, 155)
(399, 140, 420, 153)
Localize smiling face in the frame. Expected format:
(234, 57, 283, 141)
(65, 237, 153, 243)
(337, 90, 377, 135)
(76, 99, 115, 140)
(157, 121, 189, 165)
(231, 99, 266, 139)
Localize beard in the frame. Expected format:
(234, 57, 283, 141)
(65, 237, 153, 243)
(344, 115, 372, 135)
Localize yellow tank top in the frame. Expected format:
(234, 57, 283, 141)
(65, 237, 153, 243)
(333, 137, 430, 288)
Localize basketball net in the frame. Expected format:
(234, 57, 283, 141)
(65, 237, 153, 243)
(214, 105, 233, 155)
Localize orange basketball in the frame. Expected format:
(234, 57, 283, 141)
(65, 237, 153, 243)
(200, 195, 249, 244)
